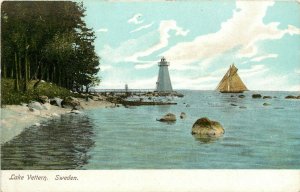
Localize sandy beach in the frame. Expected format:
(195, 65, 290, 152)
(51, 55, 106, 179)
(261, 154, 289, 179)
(1, 98, 114, 144)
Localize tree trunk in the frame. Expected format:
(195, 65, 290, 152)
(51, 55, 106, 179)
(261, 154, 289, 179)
(14, 52, 19, 91)
(3, 63, 7, 78)
(23, 52, 29, 92)
(18, 53, 22, 80)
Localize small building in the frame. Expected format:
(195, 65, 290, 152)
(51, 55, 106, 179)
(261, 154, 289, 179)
(156, 57, 173, 92)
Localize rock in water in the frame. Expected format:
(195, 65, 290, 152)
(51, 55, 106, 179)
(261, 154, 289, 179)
(263, 103, 271, 106)
(285, 95, 300, 99)
(180, 112, 186, 119)
(252, 94, 262, 98)
(28, 101, 44, 110)
(157, 113, 176, 122)
(61, 96, 82, 109)
(263, 96, 272, 99)
(191, 117, 224, 137)
(238, 95, 245, 98)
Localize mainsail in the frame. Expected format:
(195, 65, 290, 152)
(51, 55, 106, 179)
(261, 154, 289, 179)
(216, 64, 248, 93)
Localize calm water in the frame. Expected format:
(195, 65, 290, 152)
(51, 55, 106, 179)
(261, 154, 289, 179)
(1, 91, 300, 169)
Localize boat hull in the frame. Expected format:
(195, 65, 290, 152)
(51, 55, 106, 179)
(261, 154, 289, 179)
(219, 91, 245, 93)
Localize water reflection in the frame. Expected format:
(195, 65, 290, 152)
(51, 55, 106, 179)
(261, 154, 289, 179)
(1, 114, 95, 170)
(193, 135, 221, 144)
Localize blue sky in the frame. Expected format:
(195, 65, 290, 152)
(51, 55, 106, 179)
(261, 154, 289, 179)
(82, 0, 300, 91)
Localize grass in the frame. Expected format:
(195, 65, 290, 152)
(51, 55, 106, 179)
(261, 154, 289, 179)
(1, 78, 83, 105)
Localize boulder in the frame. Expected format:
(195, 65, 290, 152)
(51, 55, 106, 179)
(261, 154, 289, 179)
(285, 95, 300, 99)
(61, 96, 82, 109)
(70, 109, 82, 114)
(28, 101, 44, 110)
(191, 117, 225, 137)
(263, 96, 272, 99)
(51, 113, 60, 117)
(34, 123, 41, 126)
(157, 113, 176, 122)
(21, 103, 28, 107)
(50, 97, 63, 107)
(176, 93, 184, 97)
(38, 95, 49, 104)
(180, 112, 186, 119)
(238, 95, 245, 98)
(42, 103, 51, 110)
(252, 94, 262, 98)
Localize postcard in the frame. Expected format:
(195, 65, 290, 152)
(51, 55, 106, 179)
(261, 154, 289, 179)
(1, 0, 300, 191)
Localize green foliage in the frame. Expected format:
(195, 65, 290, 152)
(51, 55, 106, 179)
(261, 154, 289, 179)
(1, 78, 79, 105)
(1, 1, 100, 92)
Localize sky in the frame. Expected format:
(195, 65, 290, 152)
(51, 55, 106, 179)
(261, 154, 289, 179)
(82, 0, 300, 91)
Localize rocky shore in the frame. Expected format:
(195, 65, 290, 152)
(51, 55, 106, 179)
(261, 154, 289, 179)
(1, 94, 114, 144)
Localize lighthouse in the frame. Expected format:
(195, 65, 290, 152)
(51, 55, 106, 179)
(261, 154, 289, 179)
(156, 57, 173, 92)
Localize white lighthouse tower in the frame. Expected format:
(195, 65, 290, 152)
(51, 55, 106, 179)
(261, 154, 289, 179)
(156, 57, 173, 92)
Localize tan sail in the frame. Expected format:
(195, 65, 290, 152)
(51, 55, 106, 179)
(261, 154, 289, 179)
(216, 64, 248, 93)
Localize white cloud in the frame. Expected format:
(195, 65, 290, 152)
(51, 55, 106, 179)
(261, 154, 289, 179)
(171, 75, 220, 90)
(98, 76, 157, 89)
(100, 65, 113, 72)
(162, 1, 300, 69)
(99, 30, 158, 63)
(126, 20, 189, 63)
(135, 61, 157, 69)
(239, 64, 269, 78)
(130, 22, 154, 33)
(128, 13, 144, 25)
(250, 54, 278, 62)
(100, 20, 189, 69)
(96, 28, 108, 33)
(241, 53, 278, 64)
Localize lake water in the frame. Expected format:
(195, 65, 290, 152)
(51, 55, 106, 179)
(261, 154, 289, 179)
(1, 91, 300, 169)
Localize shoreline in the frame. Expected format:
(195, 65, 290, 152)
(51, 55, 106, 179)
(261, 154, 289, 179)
(0, 98, 114, 144)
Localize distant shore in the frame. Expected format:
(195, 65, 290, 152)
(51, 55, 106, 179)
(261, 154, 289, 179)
(1, 98, 114, 144)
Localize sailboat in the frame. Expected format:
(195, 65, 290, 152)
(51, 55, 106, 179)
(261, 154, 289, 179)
(216, 64, 248, 93)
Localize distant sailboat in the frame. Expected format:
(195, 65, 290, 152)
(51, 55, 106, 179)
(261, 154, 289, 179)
(216, 64, 248, 93)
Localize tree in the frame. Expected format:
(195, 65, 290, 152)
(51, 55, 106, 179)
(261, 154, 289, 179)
(1, 1, 100, 92)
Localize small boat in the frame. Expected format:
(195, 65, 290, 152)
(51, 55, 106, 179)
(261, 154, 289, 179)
(216, 64, 248, 93)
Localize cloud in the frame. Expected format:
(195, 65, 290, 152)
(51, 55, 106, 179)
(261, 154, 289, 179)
(130, 22, 154, 33)
(98, 76, 157, 89)
(128, 13, 144, 25)
(135, 61, 157, 69)
(96, 28, 108, 32)
(162, 1, 300, 69)
(241, 53, 278, 64)
(100, 20, 189, 69)
(126, 20, 189, 63)
(250, 54, 278, 62)
(100, 65, 113, 72)
(99, 30, 158, 63)
(239, 64, 269, 78)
